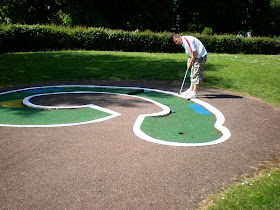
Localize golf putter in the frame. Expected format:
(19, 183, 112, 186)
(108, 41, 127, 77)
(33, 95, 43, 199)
(179, 68, 189, 94)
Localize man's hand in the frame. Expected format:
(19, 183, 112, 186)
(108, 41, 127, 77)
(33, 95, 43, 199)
(187, 59, 192, 70)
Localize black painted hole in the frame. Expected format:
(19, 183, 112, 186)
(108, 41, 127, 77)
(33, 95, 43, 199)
(178, 132, 184, 135)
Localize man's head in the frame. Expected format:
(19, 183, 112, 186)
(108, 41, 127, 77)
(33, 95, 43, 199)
(173, 34, 182, 45)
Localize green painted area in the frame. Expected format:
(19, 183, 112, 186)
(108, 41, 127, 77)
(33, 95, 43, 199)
(138, 91, 221, 143)
(0, 106, 109, 125)
(0, 87, 137, 126)
(0, 88, 111, 126)
(0, 86, 222, 143)
(0, 92, 31, 102)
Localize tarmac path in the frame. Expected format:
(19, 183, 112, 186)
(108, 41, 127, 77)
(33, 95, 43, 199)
(1, 80, 279, 209)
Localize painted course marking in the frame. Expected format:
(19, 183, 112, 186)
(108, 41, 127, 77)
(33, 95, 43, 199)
(0, 85, 231, 146)
(187, 104, 211, 115)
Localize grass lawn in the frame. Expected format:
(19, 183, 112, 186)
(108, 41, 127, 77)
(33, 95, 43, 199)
(0, 50, 279, 106)
(0, 50, 279, 208)
(203, 167, 280, 209)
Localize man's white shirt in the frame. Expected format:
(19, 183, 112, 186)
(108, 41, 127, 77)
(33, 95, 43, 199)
(182, 36, 207, 58)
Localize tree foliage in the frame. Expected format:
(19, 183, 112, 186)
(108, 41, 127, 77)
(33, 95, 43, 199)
(0, 0, 279, 36)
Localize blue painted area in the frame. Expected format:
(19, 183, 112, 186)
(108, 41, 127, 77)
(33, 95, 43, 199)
(187, 104, 211, 115)
(24, 87, 64, 94)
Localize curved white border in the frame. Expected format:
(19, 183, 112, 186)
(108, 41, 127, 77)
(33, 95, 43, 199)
(0, 85, 231, 146)
(21, 91, 121, 127)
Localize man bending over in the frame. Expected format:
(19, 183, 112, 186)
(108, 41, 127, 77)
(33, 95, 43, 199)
(173, 33, 207, 99)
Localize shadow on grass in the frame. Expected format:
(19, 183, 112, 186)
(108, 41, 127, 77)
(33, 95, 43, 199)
(203, 75, 234, 89)
(0, 52, 229, 89)
(205, 63, 227, 72)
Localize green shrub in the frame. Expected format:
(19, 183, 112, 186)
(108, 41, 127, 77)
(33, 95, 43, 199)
(0, 24, 279, 54)
(196, 34, 280, 54)
(202, 27, 213, 36)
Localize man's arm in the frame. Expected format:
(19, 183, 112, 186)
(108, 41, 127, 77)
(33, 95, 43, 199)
(187, 51, 197, 69)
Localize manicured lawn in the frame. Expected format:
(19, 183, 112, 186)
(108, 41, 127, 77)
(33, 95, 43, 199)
(0, 51, 279, 106)
(203, 54, 280, 107)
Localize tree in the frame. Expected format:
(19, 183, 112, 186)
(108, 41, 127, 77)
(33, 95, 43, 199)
(269, 0, 280, 36)
(242, 0, 271, 36)
(239, 0, 280, 36)
(0, 0, 58, 24)
(0, 0, 279, 36)
(101, 0, 174, 31)
(175, 0, 245, 34)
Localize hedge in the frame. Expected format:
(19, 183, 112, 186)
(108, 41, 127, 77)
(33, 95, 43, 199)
(0, 24, 279, 54)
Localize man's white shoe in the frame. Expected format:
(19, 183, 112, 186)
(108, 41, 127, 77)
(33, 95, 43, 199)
(184, 92, 197, 99)
(181, 89, 191, 95)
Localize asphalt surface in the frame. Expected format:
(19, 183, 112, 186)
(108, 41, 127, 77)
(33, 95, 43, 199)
(1, 80, 280, 209)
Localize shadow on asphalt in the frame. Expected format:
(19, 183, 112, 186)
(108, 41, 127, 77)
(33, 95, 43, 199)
(202, 94, 243, 99)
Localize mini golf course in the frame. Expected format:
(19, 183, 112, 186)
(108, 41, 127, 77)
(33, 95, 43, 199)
(0, 85, 231, 146)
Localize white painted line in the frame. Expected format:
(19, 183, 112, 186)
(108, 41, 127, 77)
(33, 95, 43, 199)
(0, 85, 231, 146)
(0, 114, 120, 128)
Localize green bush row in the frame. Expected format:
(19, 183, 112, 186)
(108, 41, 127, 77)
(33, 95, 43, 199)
(199, 35, 280, 55)
(0, 24, 279, 54)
